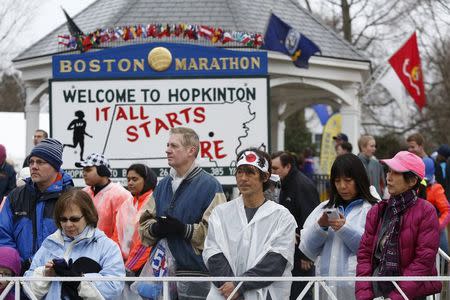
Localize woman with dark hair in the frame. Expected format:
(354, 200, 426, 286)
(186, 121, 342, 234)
(299, 153, 378, 299)
(356, 151, 442, 300)
(24, 189, 125, 299)
(115, 164, 158, 275)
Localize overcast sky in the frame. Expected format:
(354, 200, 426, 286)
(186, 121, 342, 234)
(0, 0, 95, 165)
(17, 0, 95, 50)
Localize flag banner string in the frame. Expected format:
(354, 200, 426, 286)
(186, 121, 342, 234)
(57, 23, 264, 52)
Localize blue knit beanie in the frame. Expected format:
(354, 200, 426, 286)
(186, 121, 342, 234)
(29, 138, 63, 171)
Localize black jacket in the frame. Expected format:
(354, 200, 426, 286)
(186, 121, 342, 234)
(435, 160, 450, 200)
(279, 167, 320, 262)
(279, 167, 320, 230)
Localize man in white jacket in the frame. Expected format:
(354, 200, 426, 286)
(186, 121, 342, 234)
(203, 148, 297, 300)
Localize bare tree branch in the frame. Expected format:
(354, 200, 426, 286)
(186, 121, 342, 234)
(303, 0, 313, 12)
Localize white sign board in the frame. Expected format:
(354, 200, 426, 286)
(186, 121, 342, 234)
(50, 78, 269, 185)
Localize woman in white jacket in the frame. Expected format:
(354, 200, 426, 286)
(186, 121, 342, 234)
(25, 189, 125, 299)
(299, 153, 378, 300)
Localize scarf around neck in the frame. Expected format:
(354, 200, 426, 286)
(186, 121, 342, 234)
(378, 189, 418, 277)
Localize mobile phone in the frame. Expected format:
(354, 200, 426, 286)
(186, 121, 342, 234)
(325, 208, 340, 220)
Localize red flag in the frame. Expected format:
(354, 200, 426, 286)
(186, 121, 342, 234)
(388, 33, 426, 110)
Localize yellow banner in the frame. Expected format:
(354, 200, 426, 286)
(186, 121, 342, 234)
(319, 113, 341, 175)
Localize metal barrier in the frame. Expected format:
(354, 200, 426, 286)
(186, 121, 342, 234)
(1, 246, 447, 300)
(436, 248, 450, 300)
(0, 274, 448, 300)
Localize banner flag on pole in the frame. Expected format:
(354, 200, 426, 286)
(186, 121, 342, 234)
(379, 68, 411, 124)
(312, 104, 330, 126)
(388, 32, 426, 110)
(262, 13, 321, 68)
(62, 8, 84, 37)
(320, 113, 341, 175)
(62, 8, 90, 52)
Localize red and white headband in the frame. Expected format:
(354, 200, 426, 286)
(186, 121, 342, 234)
(237, 151, 269, 173)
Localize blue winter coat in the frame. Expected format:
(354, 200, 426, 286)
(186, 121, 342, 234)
(25, 226, 125, 299)
(0, 171, 73, 261)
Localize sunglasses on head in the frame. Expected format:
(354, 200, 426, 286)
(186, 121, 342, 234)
(60, 215, 84, 223)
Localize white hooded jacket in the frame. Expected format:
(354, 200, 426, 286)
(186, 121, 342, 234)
(203, 197, 297, 300)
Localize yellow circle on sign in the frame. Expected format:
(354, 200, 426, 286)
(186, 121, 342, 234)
(148, 47, 172, 72)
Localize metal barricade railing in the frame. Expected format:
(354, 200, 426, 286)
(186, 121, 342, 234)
(436, 248, 450, 300)
(1, 275, 449, 300)
(1, 249, 448, 300)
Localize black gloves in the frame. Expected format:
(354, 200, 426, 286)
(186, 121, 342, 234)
(164, 215, 187, 235)
(53, 258, 78, 277)
(151, 217, 171, 237)
(53, 257, 102, 299)
(53, 258, 82, 292)
(150, 215, 187, 238)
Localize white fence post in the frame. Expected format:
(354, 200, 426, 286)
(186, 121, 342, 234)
(314, 281, 320, 300)
(163, 280, 169, 300)
(14, 281, 19, 300)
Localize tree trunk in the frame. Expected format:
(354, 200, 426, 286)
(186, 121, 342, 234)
(341, 0, 352, 43)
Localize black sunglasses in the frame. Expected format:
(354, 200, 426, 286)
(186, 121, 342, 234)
(60, 215, 84, 223)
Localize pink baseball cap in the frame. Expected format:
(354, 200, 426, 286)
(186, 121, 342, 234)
(381, 151, 425, 179)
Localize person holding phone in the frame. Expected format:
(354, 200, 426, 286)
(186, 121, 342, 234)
(299, 154, 378, 299)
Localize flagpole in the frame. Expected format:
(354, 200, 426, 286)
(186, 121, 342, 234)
(361, 62, 390, 96)
(361, 31, 418, 97)
(262, 10, 273, 42)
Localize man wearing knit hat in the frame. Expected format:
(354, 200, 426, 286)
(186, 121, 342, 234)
(0, 138, 74, 274)
(0, 144, 16, 201)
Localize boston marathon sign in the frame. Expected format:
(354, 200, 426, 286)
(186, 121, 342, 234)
(51, 42, 269, 185)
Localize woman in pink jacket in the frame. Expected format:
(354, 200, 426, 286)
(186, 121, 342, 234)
(356, 151, 442, 300)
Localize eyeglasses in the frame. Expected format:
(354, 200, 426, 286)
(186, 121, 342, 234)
(60, 215, 84, 223)
(29, 159, 48, 167)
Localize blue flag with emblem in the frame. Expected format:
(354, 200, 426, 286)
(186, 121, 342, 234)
(262, 13, 321, 68)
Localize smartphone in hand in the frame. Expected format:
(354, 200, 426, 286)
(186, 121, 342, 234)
(325, 208, 340, 220)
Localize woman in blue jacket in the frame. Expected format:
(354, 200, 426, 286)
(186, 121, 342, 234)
(299, 153, 378, 300)
(25, 189, 125, 299)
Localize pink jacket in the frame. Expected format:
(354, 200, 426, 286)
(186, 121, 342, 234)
(356, 198, 442, 300)
(83, 182, 133, 244)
